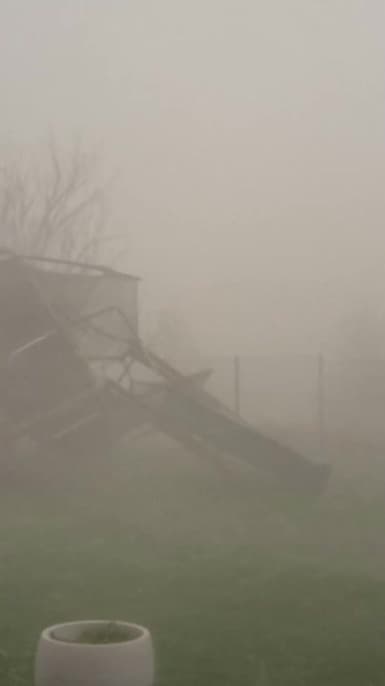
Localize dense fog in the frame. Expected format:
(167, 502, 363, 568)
(1, 5, 385, 685)
(1, 0, 384, 358)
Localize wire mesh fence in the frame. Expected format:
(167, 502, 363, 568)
(190, 354, 385, 457)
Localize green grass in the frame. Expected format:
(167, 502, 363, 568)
(2, 439, 385, 685)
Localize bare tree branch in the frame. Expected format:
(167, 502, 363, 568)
(0, 139, 116, 265)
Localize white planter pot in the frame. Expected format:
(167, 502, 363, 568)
(34, 620, 154, 686)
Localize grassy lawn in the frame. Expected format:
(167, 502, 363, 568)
(1, 438, 385, 685)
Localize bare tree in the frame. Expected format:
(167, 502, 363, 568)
(0, 139, 109, 263)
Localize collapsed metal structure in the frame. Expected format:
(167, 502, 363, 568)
(0, 250, 331, 497)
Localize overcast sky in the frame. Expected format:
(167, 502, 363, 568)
(1, 1, 384, 354)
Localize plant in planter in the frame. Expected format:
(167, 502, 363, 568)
(34, 620, 154, 686)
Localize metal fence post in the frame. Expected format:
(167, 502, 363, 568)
(317, 353, 326, 458)
(234, 355, 241, 416)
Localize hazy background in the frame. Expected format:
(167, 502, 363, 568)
(2, 8, 385, 685)
(1, 0, 384, 357)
